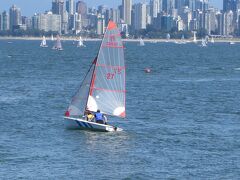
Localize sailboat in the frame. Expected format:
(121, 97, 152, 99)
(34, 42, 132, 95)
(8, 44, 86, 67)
(230, 38, 235, 45)
(201, 38, 207, 47)
(139, 38, 145, 46)
(51, 34, 54, 41)
(52, 35, 63, 50)
(193, 32, 197, 43)
(166, 33, 170, 42)
(64, 21, 126, 132)
(77, 36, 86, 47)
(211, 36, 215, 43)
(40, 36, 48, 47)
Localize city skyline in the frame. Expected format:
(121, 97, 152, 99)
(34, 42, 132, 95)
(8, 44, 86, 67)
(0, 0, 221, 16)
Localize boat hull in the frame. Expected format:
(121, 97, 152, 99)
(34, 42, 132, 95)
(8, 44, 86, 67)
(64, 117, 122, 132)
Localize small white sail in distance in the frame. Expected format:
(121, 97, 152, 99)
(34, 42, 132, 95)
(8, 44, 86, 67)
(40, 36, 48, 47)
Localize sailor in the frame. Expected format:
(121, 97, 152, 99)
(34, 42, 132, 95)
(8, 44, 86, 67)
(87, 111, 94, 121)
(94, 110, 105, 124)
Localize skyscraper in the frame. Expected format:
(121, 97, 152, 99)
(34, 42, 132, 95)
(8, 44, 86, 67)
(187, 0, 196, 11)
(162, 0, 175, 14)
(2, 11, 9, 31)
(133, 3, 147, 30)
(122, 0, 132, 25)
(223, 0, 237, 12)
(52, 0, 65, 15)
(150, 0, 160, 18)
(66, 0, 75, 15)
(9, 5, 22, 30)
(76, 1, 88, 28)
(76, 1, 87, 16)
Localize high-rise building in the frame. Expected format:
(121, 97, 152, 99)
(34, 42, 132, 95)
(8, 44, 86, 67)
(97, 15, 105, 35)
(133, 3, 147, 30)
(187, 0, 196, 11)
(150, 0, 160, 18)
(52, 0, 65, 15)
(223, 0, 237, 12)
(76, 1, 87, 16)
(162, 0, 175, 14)
(122, 0, 132, 25)
(223, 10, 234, 35)
(66, 0, 75, 15)
(9, 5, 22, 30)
(2, 11, 10, 31)
(76, 1, 88, 28)
(35, 12, 62, 32)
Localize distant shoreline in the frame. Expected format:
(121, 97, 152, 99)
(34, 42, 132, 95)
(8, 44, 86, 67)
(1, 36, 240, 43)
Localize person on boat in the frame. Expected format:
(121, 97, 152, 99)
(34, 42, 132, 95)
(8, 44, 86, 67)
(94, 110, 106, 124)
(86, 111, 94, 121)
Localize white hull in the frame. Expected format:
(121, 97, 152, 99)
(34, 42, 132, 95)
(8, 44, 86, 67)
(64, 117, 123, 132)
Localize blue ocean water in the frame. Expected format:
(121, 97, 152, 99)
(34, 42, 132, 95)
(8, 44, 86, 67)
(0, 40, 240, 179)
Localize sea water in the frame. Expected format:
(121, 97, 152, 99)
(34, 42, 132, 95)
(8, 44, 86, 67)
(0, 40, 240, 179)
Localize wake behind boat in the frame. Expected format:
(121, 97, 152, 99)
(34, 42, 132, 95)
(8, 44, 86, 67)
(64, 20, 126, 132)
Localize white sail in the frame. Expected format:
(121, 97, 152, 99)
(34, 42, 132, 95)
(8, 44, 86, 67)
(139, 38, 145, 46)
(77, 36, 85, 47)
(166, 33, 170, 42)
(201, 38, 207, 47)
(193, 32, 197, 43)
(52, 35, 63, 50)
(211, 36, 214, 43)
(40, 36, 48, 47)
(66, 21, 126, 118)
(51, 34, 54, 41)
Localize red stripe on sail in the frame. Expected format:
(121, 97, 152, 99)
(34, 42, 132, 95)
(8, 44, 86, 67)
(105, 34, 121, 37)
(94, 87, 126, 93)
(102, 45, 124, 48)
(96, 64, 125, 69)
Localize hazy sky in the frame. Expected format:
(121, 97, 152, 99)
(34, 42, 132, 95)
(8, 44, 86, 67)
(0, 0, 222, 16)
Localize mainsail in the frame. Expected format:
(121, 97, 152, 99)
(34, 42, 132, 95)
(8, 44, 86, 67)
(66, 21, 126, 118)
(40, 36, 47, 46)
(53, 35, 62, 49)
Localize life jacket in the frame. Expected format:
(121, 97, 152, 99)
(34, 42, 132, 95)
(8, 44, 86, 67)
(95, 112, 103, 121)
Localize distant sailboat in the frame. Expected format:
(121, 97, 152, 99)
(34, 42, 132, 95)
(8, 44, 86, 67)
(40, 36, 48, 47)
(52, 35, 63, 50)
(51, 34, 54, 41)
(230, 38, 235, 45)
(64, 21, 125, 132)
(139, 38, 145, 46)
(211, 36, 215, 43)
(193, 32, 197, 43)
(166, 33, 170, 42)
(181, 35, 186, 44)
(77, 36, 86, 47)
(201, 38, 207, 47)
(175, 34, 186, 44)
